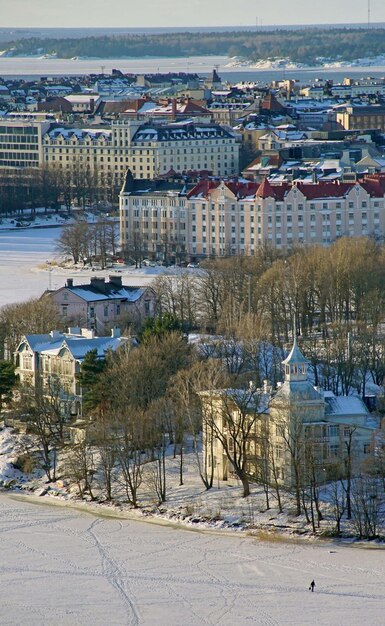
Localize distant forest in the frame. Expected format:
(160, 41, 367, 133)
(5, 28, 385, 64)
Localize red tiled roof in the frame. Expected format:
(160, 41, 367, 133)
(187, 175, 385, 202)
(295, 181, 354, 200)
(187, 180, 220, 198)
(360, 174, 385, 197)
(256, 177, 277, 199)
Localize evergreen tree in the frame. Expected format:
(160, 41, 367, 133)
(139, 313, 182, 343)
(77, 349, 107, 414)
(0, 360, 17, 412)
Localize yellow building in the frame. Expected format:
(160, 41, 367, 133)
(336, 105, 385, 131)
(201, 337, 377, 488)
(43, 120, 240, 185)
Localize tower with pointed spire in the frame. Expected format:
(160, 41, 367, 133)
(282, 335, 309, 383)
(271, 335, 324, 407)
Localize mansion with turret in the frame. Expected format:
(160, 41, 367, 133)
(201, 337, 379, 487)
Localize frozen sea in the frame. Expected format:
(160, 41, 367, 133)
(0, 226, 161, 308)
(1, 54, 385, 85)
(0, 227, 60, 307)
(0, 493, 384, 625)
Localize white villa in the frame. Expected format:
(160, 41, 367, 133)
(15, 327, 128, 416)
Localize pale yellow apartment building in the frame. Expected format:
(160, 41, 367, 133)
(120, 173, 385, 259)
(43, 119, 240, 186)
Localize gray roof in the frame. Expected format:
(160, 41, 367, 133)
(132, 122, 234, 143)
(41, 336, 126, 362)
(273, 380, 324, 402)
(324, 394, 369, 417)
(282, 336, 309, 366)
(22, 333, 65, 353)
(65, 281, 146, 303)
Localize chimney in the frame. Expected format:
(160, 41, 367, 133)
(50, 330, 62, 339)
(111, 327, 121, 338)
(66, 278, 74, 288)
(172, 98, 177, 120)
(80, 328, 95, 339)
(109, 275, 122, 288)
(67, 327, 81, 336)
(90, 277, 106, 292)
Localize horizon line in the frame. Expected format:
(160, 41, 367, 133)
(2, 21, 385, 30)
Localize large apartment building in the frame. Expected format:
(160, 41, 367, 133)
(0, 114, 52, 168)
(336, 105, 385, 131)
(43, 119, 240, 184)
(120, 172, 385, 258)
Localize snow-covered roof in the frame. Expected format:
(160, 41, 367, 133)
(21, 333, 65, 353)
(67, 284, 144, 303)
(132, 122, 234, 143)
(282, 337, 309, 366)
(273, 380, 324, 402)
(46, 127, 111, 141)
(324, 393, 369, 417)
(42, 336, 126, 362)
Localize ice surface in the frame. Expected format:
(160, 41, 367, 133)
(0, 228, 158, 308)
(0, 493, 384, 626)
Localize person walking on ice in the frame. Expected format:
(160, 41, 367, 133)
(309, 580, 315, 592)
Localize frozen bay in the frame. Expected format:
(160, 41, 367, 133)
(0, 493, 384, 625)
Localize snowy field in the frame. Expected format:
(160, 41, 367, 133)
(0, 493, 383, 626)
(0, 227, 161, 308)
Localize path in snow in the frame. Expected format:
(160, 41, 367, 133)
(0, 494, 384, 625)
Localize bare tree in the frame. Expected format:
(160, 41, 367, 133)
(201, 385, 265, 497)
(16, 376, 71, 481)
(64, 440, 95, 500)
(115, 407, 146, 508)
(0, 296, 62, 359)
(55, 221, 90, 264)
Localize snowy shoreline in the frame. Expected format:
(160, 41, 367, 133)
(4, 488, 385, 548)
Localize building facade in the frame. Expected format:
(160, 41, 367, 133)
(201, 338, 377, 488)
(0, 114, 52, 168)
(45, 276, 156, 335)
(336, 105, 385, 131)
(43, 120, 240, 185)
(120, 173, 385, 258)
(15, 327, 128, 415)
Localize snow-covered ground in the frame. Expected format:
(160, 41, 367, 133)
(0, 491, 383, 625)
(4, 414, 385, 621)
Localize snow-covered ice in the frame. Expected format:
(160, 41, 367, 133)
(0, 227, 161, 307)
(0, 493, 383, 625)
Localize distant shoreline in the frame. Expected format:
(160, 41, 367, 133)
(1, 55, 385, 83)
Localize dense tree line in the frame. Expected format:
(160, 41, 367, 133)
(154, 238, 385, 395)
(5, 28, 385, 64)
(55, 219, 119, 266)
(0, 162, 121, 218)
